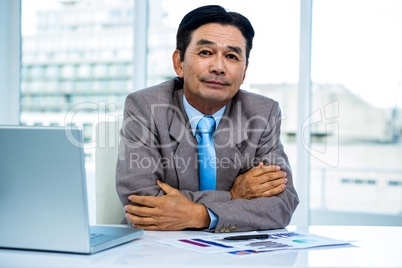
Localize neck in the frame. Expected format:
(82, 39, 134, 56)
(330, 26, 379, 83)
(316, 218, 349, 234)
(183, 93, 228, 115)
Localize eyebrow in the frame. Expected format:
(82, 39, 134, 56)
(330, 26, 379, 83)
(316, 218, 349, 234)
(196, 39, 243, 55)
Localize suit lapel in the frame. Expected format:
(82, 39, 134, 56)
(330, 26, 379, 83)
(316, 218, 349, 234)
(169, 89, 199, 192)
(214, 98, 247, 190)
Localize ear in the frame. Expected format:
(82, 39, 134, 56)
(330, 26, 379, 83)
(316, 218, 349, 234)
(172, 50, 184, 77)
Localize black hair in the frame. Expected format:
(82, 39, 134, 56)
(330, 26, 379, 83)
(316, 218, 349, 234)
(176, 5, 255, 62)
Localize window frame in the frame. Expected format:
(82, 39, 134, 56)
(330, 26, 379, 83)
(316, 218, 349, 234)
(0, 0, 21, 125)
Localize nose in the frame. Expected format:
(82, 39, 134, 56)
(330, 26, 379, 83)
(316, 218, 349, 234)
(209, 55, 226, 75)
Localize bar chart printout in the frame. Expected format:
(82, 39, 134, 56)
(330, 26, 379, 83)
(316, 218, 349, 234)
(157, 231, 351, 255)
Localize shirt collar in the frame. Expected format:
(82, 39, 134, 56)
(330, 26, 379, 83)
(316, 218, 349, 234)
(183, 94, 226, 136)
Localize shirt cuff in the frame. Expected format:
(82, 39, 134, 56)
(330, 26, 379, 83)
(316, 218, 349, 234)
(206, 208, 219, 230)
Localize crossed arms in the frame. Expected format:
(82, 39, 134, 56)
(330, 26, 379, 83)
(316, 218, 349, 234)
(124, 163, 288, 230)
(116, 86, 299, 232)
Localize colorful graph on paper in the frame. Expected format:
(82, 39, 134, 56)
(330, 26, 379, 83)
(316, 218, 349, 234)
(157, 231, 350, 255)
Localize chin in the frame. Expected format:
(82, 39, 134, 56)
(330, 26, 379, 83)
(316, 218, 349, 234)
(203, 94, 231, 105)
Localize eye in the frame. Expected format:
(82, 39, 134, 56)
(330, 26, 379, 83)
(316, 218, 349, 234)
(199, 50, 212, 56)
(226, 54, 239, 61)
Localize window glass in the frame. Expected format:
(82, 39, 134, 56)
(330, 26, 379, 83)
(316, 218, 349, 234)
(21, 1, 135, 224)
(310, 0, 402, 222)
(21, 0, 135, 162)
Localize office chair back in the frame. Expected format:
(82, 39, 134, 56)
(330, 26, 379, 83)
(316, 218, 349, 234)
(95, 121, 125, 224)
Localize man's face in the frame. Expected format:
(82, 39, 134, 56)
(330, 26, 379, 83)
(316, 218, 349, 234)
(173, 23, 249, 114)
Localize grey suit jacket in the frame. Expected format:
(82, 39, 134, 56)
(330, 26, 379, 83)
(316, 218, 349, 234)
(116, 77, 299, 233)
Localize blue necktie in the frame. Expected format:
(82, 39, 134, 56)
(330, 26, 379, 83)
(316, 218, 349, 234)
(197, 116, 216, 191)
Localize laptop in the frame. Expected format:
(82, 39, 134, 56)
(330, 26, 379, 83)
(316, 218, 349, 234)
(0, 126, 142, 254)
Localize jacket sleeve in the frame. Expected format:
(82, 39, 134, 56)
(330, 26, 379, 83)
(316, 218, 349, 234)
(202, 101, 299, 232)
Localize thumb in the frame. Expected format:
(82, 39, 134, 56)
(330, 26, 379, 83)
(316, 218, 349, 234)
(156, 180, 175, 194)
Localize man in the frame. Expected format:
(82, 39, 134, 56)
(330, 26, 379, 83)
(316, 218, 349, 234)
(116, 5, 299, 233)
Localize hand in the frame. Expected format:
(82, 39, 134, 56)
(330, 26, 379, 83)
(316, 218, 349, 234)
(230, 162, 287, 200)
(125, 180, 210, 231)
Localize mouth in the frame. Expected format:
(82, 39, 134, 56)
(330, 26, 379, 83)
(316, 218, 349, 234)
(202, 79, 229, 88)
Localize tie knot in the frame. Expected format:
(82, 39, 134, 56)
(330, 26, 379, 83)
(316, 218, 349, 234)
(197, 116, 215, 135)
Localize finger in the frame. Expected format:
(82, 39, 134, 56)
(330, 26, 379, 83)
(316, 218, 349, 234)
(124, 204, 156, 217)
(128, 195, 158, 208)
(156, 180, 175, 194)
(126, 213, 155, 226)
(261, 183, 286, 197)
(261, 177, 287, 190)
(251, 165, 281, 177)
(133, 224, 160, 231)
(254, 170, 286, 184)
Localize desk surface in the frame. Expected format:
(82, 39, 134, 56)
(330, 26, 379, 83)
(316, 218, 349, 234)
(1, 225, 401, 268)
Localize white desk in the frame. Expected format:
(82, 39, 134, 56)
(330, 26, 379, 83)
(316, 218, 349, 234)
(1, 225, 401, 268)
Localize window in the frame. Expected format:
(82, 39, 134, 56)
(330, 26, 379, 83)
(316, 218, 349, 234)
(310, 0, 402, 224)
(21, 0, 135, 159)
(77, 64, 91, 77)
